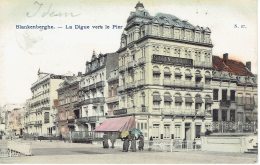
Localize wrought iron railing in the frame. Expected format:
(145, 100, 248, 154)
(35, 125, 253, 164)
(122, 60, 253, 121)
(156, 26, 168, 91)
(211, 121, 257, 133)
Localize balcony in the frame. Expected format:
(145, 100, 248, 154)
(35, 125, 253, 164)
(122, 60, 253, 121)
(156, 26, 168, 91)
(76, 116, 99, 124)
(93, 97, 105, 103)
(126, 82, 136, 90)
(163, 80, 204, 89)
(220, 100, 231, 107)
(117, 85, 125, 93)
(85, 98, 93, 104)
(137, 79, 145, 87)
(193, 61, 212, 69)
(89, 84, 96, 90)
(127, 106, 148, 114)
(106, 96, 119, 103)
(127, 61, 135, 69)
(34, 121, 42, 126)
(81, 86, 89, 92)
(96, 81, 105, 88)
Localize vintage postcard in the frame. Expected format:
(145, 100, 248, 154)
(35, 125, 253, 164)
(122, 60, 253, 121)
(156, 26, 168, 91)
(0, 0, 258, 164)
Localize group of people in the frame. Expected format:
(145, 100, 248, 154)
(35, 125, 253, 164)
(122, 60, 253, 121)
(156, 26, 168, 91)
(122, 134, 144, 152)
(102, 133, 145, 152)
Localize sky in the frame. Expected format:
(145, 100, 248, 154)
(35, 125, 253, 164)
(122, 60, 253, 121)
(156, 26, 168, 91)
(0, 0, 258, 106)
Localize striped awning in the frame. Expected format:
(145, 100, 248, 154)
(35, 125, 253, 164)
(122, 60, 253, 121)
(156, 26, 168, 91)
(164, 95, 173, 102)
(175, 96, 183, 103)
(95, 116, 135, 132)
(185, 97, 194, 103)
(153, 95, 162, 101)
(195, 97, 204, 103)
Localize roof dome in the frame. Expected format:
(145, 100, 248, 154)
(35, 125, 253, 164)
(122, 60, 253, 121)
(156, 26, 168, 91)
(135, 1, 144, 10)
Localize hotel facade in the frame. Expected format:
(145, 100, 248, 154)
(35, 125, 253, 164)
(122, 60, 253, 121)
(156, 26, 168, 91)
(24, 70, 68, 136)
(114, 2, 214, 140)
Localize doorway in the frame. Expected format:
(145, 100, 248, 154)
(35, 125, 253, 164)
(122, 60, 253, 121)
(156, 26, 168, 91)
(185, 123, 191, 140)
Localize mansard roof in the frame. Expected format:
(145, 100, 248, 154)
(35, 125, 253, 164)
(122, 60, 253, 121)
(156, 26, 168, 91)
(212, 55, 254, 77)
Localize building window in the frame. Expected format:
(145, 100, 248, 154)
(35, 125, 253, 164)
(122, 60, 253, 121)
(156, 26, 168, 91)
(222, 110, 227, 121)
(44, 112, 49, 123)
(213, 89, 218, 101)
(222, 89, 227, 100)
(195, 125, 201, 138)
(175, 125, 181, 139)
(152, 124, 160, 139)
(164, 124, 170, 139)
(230, 90, 236, 101)
(230, 110, 235, 122)
(213, 109, 218, 121)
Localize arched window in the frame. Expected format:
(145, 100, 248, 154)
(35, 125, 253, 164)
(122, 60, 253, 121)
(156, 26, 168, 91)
(153, 91, 161, 108)
(164, 92, 172, 107)
(164, 67, 171, 79)
(153, 66, 160, 84)
(185, 69, 192, 80)
(195, 94, 203, 110)
(174, 68, 182, 79)
(174, 93, 183, 108)
(185, 93, 193, 109)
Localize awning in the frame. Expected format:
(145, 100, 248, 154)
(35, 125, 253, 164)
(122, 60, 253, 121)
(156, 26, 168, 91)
(164, 95, 173, 102)
(95, 116, 135, 132)
(185, 73, 193, 78)
(205, 98, 213, 104)
(195, 97, 204, 103)
(175, 72, 182, 77)
(164, 72, 172, 76)
(175, 96, 183, 103)
(195, 74, 203, 78)
(185, 97, 194, 103)
(153, 95, 162, 101)
(153, 71, 161, 75)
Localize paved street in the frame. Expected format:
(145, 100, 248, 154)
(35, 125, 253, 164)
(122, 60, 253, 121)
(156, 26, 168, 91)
(0, 140, 258, 164)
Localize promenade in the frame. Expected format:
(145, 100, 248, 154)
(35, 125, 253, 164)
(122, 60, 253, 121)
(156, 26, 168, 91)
(0, 140, 257, 164)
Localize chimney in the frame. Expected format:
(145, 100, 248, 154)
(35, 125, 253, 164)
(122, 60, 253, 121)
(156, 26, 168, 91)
(246, 61, 251, 71)
(223, 53, 228, 63)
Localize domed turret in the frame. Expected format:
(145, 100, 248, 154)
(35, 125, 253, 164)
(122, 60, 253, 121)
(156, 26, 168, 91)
(135, 1, 144, 11)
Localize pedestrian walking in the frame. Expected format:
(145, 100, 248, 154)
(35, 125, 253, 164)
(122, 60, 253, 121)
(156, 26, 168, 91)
(148, 136, 153, 151)
(103, 134, 109, 148)
(130, 135, 137, 152)
(110, 133, 117, 149)
(122, 136, 130, 152)
(138, 135, 144, 151)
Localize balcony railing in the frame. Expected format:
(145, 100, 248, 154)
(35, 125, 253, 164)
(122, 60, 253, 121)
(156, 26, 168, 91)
(96, 81, 105, 88)
(106, 96, 119, 103)
(126, 82, 136, 90)
(244, 104, 255, 110)
(76, 116, 99, 123)
(211, 121, 257, 133)
(127, 106, 148, 114)
(163, 80, 204, 89)
(161, 108, 205, 116)
(93, 97, 105, 103)
(89, 84, 96, 90)
(117, 85, 125, 93)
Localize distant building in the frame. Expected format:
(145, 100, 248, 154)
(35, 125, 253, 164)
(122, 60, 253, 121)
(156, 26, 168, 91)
(74, 51, 118, 131)
(24, 70, 70, 136)
(211, 54, 257, 124)
(57, 75, 81, 137)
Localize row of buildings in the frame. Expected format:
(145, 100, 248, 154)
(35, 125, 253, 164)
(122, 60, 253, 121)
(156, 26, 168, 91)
(2, 2, 257, 140)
